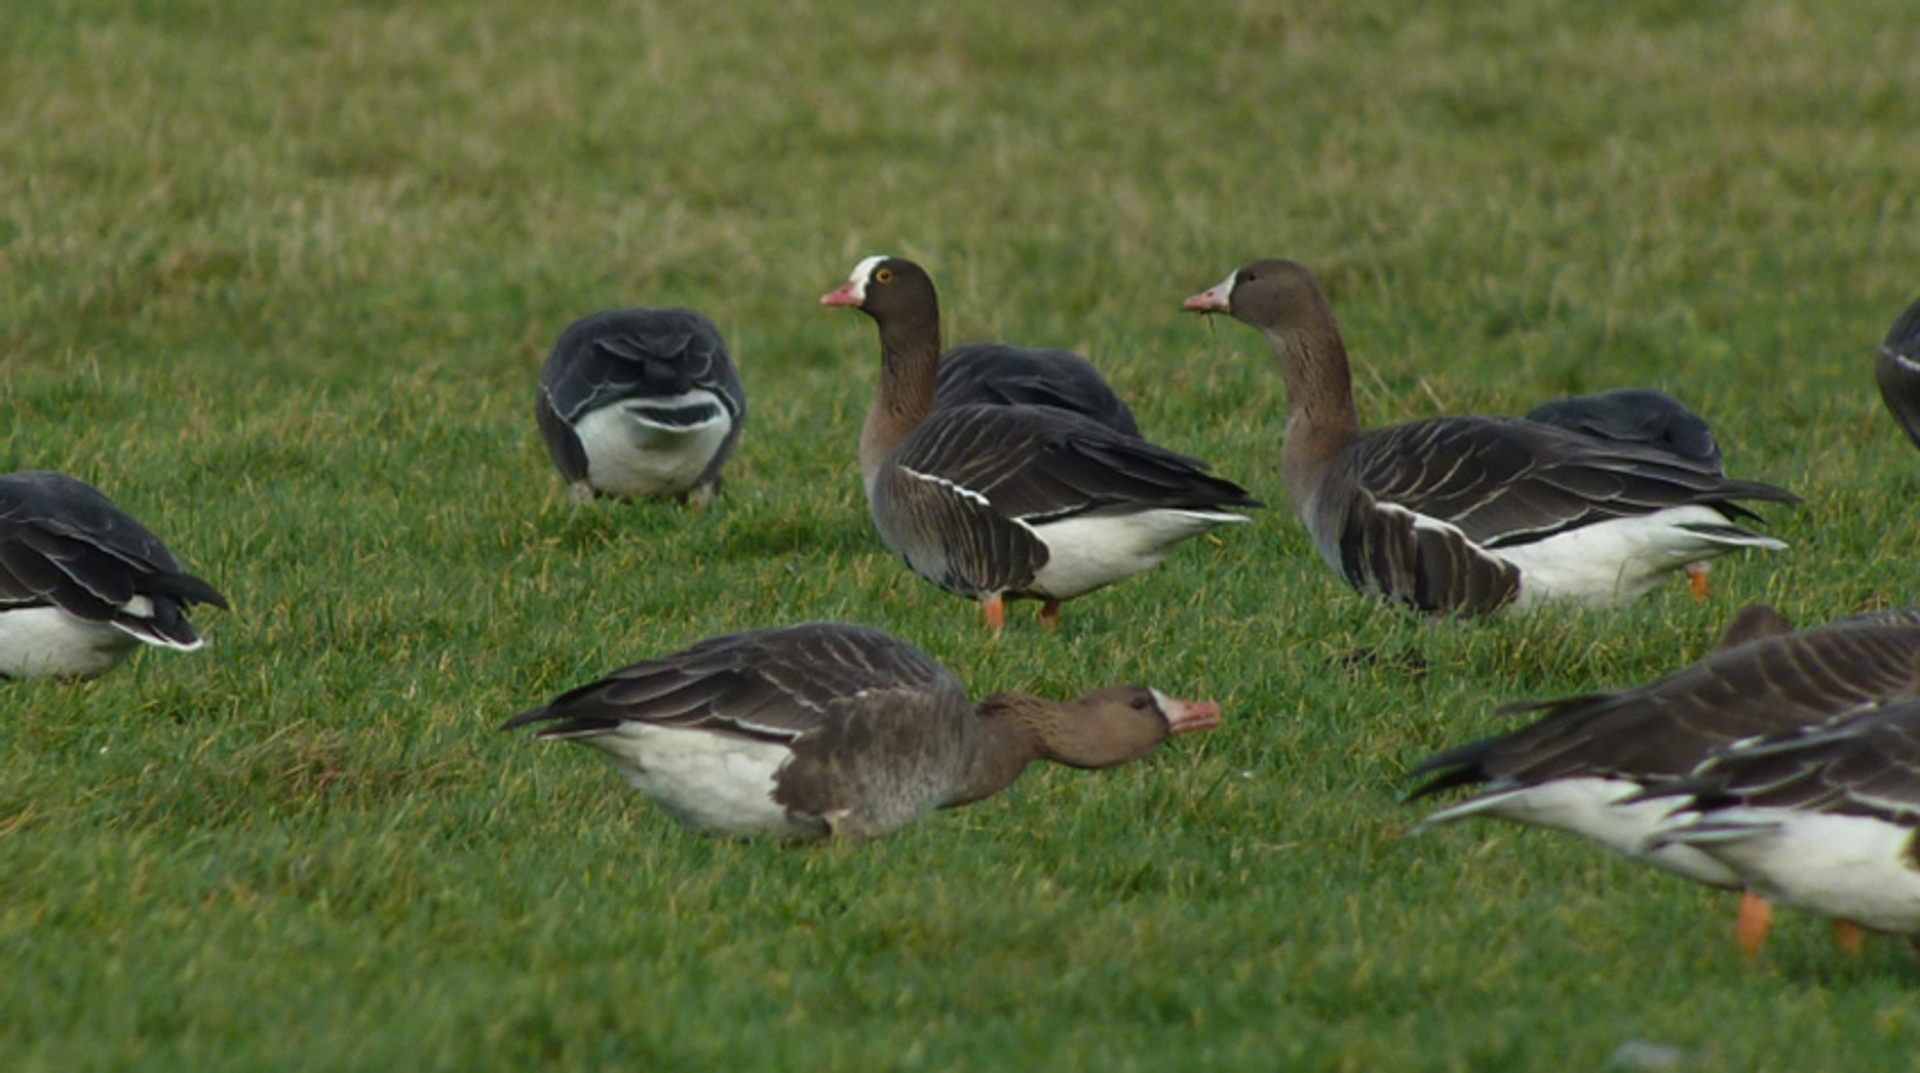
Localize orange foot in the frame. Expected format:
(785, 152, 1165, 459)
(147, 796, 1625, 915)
(982, 595, 1006, 634)
(1039, 600, 1061, 634)
(1832, 920, 1867, 955)
(1686, 563, 1711, 602)
(1736, 892, 1775, 959)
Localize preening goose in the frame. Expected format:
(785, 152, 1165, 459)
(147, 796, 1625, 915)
(935, 344, 1142, 438)
(1640, 700, 1920, 964)
(1411, 605, 1920, 954)
(502, 622, 1223, 841)
(1874, 296, 1920, 452)
(823, 256, 1260, 632)
(0, 471, 229, 679)
(535, 308, 746, 505)
(1183, 259, 1797, 616)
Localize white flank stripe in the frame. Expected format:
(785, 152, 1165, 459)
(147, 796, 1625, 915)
(901, 466, 993, 508)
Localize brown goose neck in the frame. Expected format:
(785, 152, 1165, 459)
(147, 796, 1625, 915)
(1266, 321, 1361, 498)
(943, 692, 1048, 808)
(860, 312, 943, 481)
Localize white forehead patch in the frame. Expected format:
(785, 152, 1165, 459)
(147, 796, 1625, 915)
(1214, 268, 1239, 299)
(1149, 687, 1173, 717)
(842, 254, 891, 303)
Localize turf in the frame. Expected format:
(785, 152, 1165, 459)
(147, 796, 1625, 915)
(4, 0, 1920, 1067)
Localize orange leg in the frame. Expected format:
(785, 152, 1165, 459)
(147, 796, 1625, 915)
(1832, 920, 1867, 955)
(1039, 600, 1061, 633)
(1686, 562, 1711, 602)
(982, 595, 1006, 634)
(1736, 892, 1774, 959)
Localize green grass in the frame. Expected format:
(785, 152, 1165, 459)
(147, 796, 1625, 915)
(4, 0, 1920, 1067)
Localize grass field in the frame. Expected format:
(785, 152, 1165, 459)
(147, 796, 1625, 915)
(5, 0, 1920, 1067)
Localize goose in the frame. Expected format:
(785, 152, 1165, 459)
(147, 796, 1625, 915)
(1182, 259, 1797, 616)
(0, 470, 229, 679)
(935, 344, 1142, 438)
(535, 308, 746, 505)
(1410, 605, 1920, 954)
(1874, 296, 1920, 451)
(823, 255, 1260, 632)
(501, 622, 1223, 840)
(1525, 388, 1725, 600)
(1525, 388, 1723, 474)
(1640, 701, 1920, 964)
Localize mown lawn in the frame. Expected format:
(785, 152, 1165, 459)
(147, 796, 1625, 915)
(4, 0, 1920, 1067)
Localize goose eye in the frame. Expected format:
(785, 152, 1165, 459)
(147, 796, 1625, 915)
(1130, 696, 1150, 710)
(1240, 270, 1257, 284)
(874, 267, 895, 284)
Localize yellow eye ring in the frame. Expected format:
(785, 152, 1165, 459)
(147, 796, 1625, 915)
(874, 267, 894, 284)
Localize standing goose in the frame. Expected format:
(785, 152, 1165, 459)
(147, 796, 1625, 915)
(1525, 388, 1725, 600)
(0, 471, 229, 679)
(535, 308, 746, 506)
(1639, 701, 1920, 964)
(1183, 259, 1797, 615)
(1410, 605, 1920, 954)
(936, 344, 1142, 438)
(501, 622, 1223, 840)
(1874, 295, 1920, 451)
(823, 256, 1260, 632)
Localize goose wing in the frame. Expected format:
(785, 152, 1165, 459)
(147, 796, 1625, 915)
(501, 624, 966, 744)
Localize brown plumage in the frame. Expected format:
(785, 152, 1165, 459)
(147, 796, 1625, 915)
(823, 255, 1259, 632)
(1184, 259, 1796, 615)
(502, 623, 1222, 841)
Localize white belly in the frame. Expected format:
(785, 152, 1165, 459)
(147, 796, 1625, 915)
(1026, 509, 1248, 599)
(1498, 506, 1776, 607)
(582, 723, 808, 838)
(1677, 811, 1920, 934)
(0, 606, 140, 679)
(574, 391, 733, 499)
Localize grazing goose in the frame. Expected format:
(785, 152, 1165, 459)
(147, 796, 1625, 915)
(1411, 605, 1920, 954)
(1640, 701, 1920, 963)
(1526, 388, 1725, 600)
(1183, 259, 1797, 616)
(1874, 296, 1920, 451)
(0, 471, 229, 679)
(535, 308, 746, 505)
(936, 344, 1142, 437)
(823, 256, 1260, 632)
(502, 622, 1223, 840)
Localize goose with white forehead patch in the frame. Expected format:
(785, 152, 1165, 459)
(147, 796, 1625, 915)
(502, 622, 1223, 840)
(0, 470, 228, 679)
(1183, 259, 1797, 616)
(822, 255, 1261, 633)
(535, 308, 746, 506)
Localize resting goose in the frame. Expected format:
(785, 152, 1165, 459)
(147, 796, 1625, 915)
(1874, 296, 1920, 451)
(1411, 605, 1920, 954)
(1640, 701, 1920, 964)
(823, 256, 1260, 632)
(535, 308, 746, 505)
(1525, 388, 1726, 600)
(1183, 259, 1797, 616)
(502, 622, 1223, 840)
(935, 344, 1142, 438)
(0, 471, 229, 679)
(1525, 388, 1723, 473)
